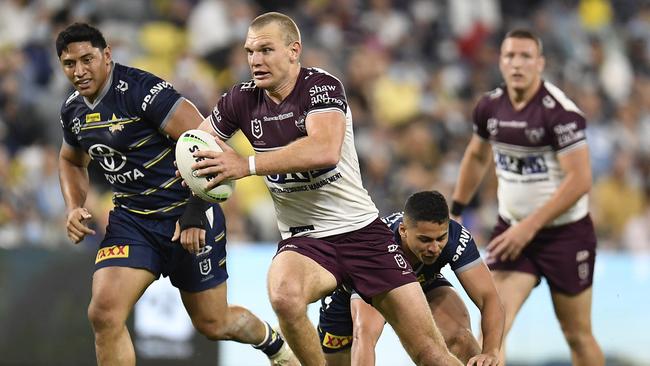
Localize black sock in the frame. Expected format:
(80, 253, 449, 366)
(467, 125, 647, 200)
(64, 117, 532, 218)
(252, 322, 284, 357)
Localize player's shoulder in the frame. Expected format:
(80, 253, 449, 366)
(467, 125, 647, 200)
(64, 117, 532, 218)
(113, 63, 172, 93)
(60, 87, 86, 127)
(61, 90, 81, 111)
(448, 219, 473, 245)
(540, 81, 584, 117)
(302, 67, 344, 88)
(481, 86, 505, 103)
(475, 85, 505, 112)
(223, 78, 261, 102)
(115, 63, 156, 82)
(381, 211, 404, 233)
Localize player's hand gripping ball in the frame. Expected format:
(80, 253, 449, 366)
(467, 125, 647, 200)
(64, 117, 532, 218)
(175, 129, 234, 203)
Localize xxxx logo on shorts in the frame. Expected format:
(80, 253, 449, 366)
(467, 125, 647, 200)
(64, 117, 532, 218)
(322, 331, 352, 350)
(95, 245, 130, 263)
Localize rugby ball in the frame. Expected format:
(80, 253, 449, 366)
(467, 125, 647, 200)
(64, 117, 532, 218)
(175, 129, 234, 203)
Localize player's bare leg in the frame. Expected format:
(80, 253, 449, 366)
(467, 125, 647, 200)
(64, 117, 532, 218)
(551, 287, 604, 366)
(490, 270, 537, 365)
(349, 298, 385, 366)
(426, 286, 480, 363)
(374, 283, 463, 366)
(88, 267, 156, 366)
(181, 281, 267, 342)
(182, 282, 298, 365)
(268, 251, 338, 366)
(323, 348, 350, 366)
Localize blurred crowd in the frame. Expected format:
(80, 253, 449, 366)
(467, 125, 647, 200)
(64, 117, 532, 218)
(1, 0, 649, 253)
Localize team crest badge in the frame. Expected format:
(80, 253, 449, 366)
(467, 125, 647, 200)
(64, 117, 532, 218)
(295, 114, 306, 133)
(525, 127, 545, 143)
(394, 254, 407, 269)
(199, 258, 212, 275)
(543, 95, 556, 109)
(71, 117, 81, 135)
(487, 118, 499, 136)
(109, 123, 124, 133)
(251, 118, 263, 138)
(116, 80, 128, 93)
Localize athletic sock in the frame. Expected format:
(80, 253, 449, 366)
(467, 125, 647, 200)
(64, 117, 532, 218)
(252, 321, 284, 357)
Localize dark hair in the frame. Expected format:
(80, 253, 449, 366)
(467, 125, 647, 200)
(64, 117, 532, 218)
(250, 12, 301, 45)
(403, 191, 449, 225)
(504, 28, 543, 55)
(56, 23, 107, 57)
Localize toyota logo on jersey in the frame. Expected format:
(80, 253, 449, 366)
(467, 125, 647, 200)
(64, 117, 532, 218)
(89, 144, 127, 172)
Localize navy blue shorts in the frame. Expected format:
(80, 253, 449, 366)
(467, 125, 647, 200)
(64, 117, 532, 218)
(318, 287, 354, 354)
(95, 206, 228, 292)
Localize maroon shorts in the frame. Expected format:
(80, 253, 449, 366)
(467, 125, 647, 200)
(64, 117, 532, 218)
(488, 215, 597, 295)
(276, 218, 417, 302)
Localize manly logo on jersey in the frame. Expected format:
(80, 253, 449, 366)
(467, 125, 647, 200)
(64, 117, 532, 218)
(251, 118, 263, 138)
(542, 95, 556, 109)
(525, 127, 545, 143)
(295, 113, 306, 133)
(487, 118, 499, 136)
(89, 144, 127, 172)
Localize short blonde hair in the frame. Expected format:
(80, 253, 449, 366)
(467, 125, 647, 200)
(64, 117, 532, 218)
(504, 29, 543, 55)
(250, 12, 301, 45)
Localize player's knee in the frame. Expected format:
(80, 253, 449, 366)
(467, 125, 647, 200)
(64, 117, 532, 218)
(87, 300, 125, 334)
(193, 316, 232, 341)
(352, 324, 380, 348)
(445, 328, 479, 362)
(269, 290, 307, 321)
(560, 326, 592, 350)
(411, 347, 447, 366)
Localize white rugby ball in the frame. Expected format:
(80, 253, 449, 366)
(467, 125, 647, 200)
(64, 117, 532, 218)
(175, 129, 234, 203)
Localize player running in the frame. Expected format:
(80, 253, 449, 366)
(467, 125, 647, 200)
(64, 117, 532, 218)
(56, 22, 296, 365)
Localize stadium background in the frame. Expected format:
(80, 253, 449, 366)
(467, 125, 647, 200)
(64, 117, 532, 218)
(0, 0, 648, 365)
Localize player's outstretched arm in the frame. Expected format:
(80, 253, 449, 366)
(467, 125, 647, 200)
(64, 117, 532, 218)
(451, 135, 492, 221)
(350, 298, 386, 366)
(58, 142, 96, 244)
(458, 262, 505, 366)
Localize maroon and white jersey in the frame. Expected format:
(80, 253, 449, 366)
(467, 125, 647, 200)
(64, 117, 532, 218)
(210, 67, 378, 238)
(474, 81, 589, 226)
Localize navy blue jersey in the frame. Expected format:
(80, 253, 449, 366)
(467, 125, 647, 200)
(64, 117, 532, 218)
(381, 212, 482, 292)
(59, 63, 189, 218)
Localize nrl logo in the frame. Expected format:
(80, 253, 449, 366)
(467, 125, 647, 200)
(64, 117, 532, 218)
(251, 118, 263, 138)
(199, 258, 212, 275)
(394, 254, 407, 269)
